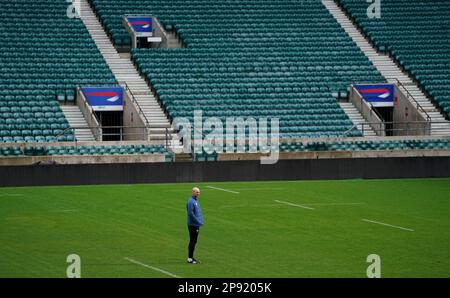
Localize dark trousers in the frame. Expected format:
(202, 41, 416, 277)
(188, 225, 200, 259)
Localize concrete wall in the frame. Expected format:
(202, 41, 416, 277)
(123, 15, 167, 48)
(392, 84, 430, 136)
(0, 154, 166, 166)
(122, 88, 148, 141)
(1, 156, 450, 187)
(350, 84, 431, 136)
(218, 150, 450, 161)
(2, 148, 450, 166)
(76, 88, 102, 140)
(151, 16, 168, 48)
(349, 87, 385, 136)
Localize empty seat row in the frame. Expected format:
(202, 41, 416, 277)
(0, 144, 172, 160)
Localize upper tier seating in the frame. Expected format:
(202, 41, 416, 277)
(0, 0, 116, 143)
(91, 0, 386, 138)
(337, 0, 450, 118)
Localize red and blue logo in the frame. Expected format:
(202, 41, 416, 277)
(127, 17, 152, 33)
(81, 87, 123, 111)
(355, 84, 394, 107)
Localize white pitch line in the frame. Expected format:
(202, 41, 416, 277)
(226, 188, 286, 191)
(51, 209, 78, 213)
(219, 204, 281, 209)
(124, 257, 181, 278)
(301, 202, 366, 206)
(274, 200, 315, 210)
(206, 186, 240, 194)
(362, 219, 414, 232)
(0, 194, 24, 197)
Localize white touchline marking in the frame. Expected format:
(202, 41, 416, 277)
(51, 209, 78, 213)
(124, 257, 181, 278)
(0, 194, 24, 197)
(219, 204, 281, 209)
(227, 188, 286, 191)
(362, 219, 414, 232)
(300, 202, 366, 206)
(274, 200, 315, 210)
(206, 186, 240, 194)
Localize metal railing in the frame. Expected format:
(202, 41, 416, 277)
(343, 120, 437, 137)
(384, 77, 431, 122)
(56, 125, 173, 146)
(122, 81, 151, 128)
(75, 86, 103, 141)
(151, 16, 169, 48)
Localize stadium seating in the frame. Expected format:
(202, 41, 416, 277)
(336, 0, 450, 118)
(0, 144, 172, 159)
(90, 0, 386, 138)
(0, 0, 115, 143)
(192, 139, 450, 157)
(2, 140, 448, 159)
(280, 139, 450, 152)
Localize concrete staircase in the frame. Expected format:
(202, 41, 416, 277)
(79, 0, 177, 142)
(322, 0, 450, 136)
(166, 31, 184, 48)
(60, 105, 96, 141)
(339, 102, 377, 136)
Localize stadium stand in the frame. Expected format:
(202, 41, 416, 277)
(0, 144, 170, 158)
(1, 140, 449, 158)
(90, 0, 386, 138)
(0, 0, 115, 143)
(1, 0, 449, 164)
(280, 139, 450, 152)
(336, 0, 450, 118)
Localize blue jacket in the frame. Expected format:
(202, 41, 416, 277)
(186, 196, 203, 227)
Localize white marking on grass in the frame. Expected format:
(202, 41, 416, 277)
(362, 219, 414, 232)
(301, 202, 366, 206)
(274, 200, 315, 210)
(124, 257, 181, 278)
(51, 209, 78, 213)
(206, 186, 240, 194)
(228, 188, 285, 191)
(219, 204, 280, 209)
(0, 194, 24, 197)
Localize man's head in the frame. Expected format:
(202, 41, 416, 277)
(192, 187, 200, 198)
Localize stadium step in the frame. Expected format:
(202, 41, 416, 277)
(338, 102, 377, 137)
(165, 32, 184, 49)
(322, 0, 450, 137)
(78, 0, 180, 145)
(60, 105, 96, 142)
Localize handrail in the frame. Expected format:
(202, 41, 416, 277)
(384, 77, 431, 122)
(56, 125, 172, 144)
(152, 16, 169, 40)
(121, 82, 151, 128)
(57, 126, 78, 141)
(343, 120, 434, 137)
(76, 86, 103, 141)
(61, 125, 173, 151)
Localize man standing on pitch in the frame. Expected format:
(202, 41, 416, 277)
(186, 187, 203, 264)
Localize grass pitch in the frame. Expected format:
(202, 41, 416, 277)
(0, 178, 449, 277)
